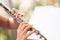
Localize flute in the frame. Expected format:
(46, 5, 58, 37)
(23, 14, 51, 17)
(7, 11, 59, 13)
(0, 2, 47, 40)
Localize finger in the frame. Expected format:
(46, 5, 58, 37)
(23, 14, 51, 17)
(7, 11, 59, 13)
(23, 25, 32, 34)
(10, 10, 14, 14)
(10, 8, 16, 15)
(12, 8, 24, 18)
(16, 11, 25, 18)
(12, 8, 17, 13)
(17, 23, 28, 34)
(8, 9, 15, 20)
(18, 22, 28, 31)
(26, 28, 36, 37)
(18, 13, 25, 18)
(20, 24, 28, 31)
(12, 8, 19, 17)
(10, 8, 17, 18)
(19, 21, 28, 28)
(12, 8, 20, 15)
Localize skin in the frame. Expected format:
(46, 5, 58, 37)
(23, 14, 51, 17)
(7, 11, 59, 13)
(0, 8, 23, 29)
(0, 8, 35, 40)
(16, 22, 35, 40)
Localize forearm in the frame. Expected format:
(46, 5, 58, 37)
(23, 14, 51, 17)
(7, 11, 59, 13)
(0, 15, 9, 28)
(8, 18, 19, 29)
(0, 15, 19, 29)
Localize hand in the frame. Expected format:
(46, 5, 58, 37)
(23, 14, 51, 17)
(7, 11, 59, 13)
(11, 8, 25, 18)
(8, 8, 25, 29)
(0, 8, 24, 29)
(16, 22, 36, 40)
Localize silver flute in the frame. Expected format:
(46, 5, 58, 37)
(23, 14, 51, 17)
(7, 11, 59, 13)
(0, 2, 47, 40)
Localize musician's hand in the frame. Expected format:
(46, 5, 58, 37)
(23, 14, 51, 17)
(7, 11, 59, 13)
(16, 22, 36, 40)
(11, 8, 25, 18)
(0, 8, 24, 29)
(8, 8, 25, 29)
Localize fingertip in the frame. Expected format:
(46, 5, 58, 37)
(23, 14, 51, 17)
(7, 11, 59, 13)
(12, 8, 16, 12)
(12, 8, 15, 10)
(26, 28, 36, 37)
(10, 9, 15, 14)
(10, 10, 12, 13)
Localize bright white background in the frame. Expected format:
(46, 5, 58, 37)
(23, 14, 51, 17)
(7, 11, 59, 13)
(29, 6, 60, 40)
